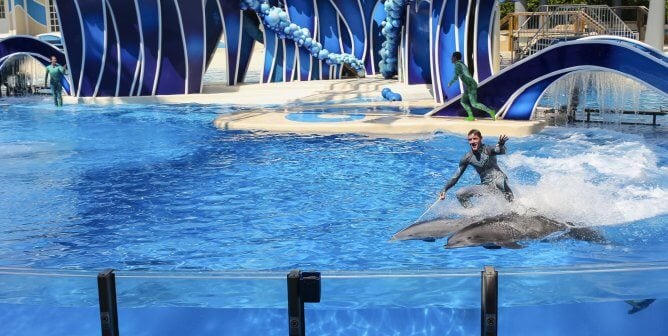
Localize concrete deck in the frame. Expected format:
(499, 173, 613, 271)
(68, 76, 546, 137)
(214, 110, 546, 137)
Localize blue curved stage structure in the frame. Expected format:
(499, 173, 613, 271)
(428, 36, 668, 120)
(43, 0, 499, 98)
(0, 36, 71, 95)
(6, 0, 661, 108)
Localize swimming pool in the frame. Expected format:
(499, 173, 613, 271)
(0, 98, 667, 334)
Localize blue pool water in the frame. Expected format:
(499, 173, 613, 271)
(0, 98, 667, 334)
(1, 99, 666, 272)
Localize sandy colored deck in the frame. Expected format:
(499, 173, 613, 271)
(214, 110, 546, 137)
(71, 76, 545, 137)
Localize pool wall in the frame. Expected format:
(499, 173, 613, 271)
(1, 264, 667, 335)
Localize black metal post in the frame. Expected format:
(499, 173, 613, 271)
(481, 266, 498, 336)
(287, 270, 321, 336)
(97, 269, 120, 336)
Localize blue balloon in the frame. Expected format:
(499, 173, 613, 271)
(266, 12, 279, 26)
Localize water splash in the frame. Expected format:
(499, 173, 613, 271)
(539, 71, 666, 125)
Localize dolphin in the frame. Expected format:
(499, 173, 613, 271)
(625, 299, 655, 314)
(391, 216, 480, 242)
(444, 212, 606, 249)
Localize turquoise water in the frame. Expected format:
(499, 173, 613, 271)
(1, 99, 666, 272)
(0, 98, 667, 334)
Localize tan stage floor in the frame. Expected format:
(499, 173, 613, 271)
(69, 56, 546, 138)
(214, 109, 546, 137)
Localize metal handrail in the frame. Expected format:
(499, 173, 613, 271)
(507, 5, 640, 63)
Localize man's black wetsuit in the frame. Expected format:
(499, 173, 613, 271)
(443, 143, 514, 207)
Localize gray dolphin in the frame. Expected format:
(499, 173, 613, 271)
(444, 212, 605, 249)
(391, 216, 479, 242)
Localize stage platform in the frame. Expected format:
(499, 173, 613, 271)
(69, 76, 546, 137)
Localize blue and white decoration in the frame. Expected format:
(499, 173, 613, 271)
(241, 0, 366, 77)
(428, 36, 668, 119)
(0, 36, 71, 94)
(378, 0, 407, 79)
(5, 0, 665, 121)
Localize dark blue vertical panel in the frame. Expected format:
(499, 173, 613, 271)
(456, 0, 469, 60)
(262, 26, 277, 83)
(316, 0, 341, 80)
(204, 0, 224, 71)
(176, 0, 205, 94)
(272, 41, 285, 82)
(475, 0, 494, 81)
(108, 0, 140, 97)
(237, 13, 256, 83)
(54, 0, 82, 95)
(331, 0, 365, 59)
(77, 0, 105, 97)
(339, 17, 352, 55)
(97, 2, 118, 96)
(286, 0, 315, 80)
(369, 0, 385, 75)
(219, 1, 242, 85)
(283, 41, 297, 82)
(136, 0, 160, 95)
(406, 0, 431, 84)
(440, 0, 459, 101)
(156, 0, 186, 94)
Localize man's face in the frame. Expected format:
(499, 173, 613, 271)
(51, 57, 57, 65)
(451, 55, 456, 64)
(468, 134, 482, 151)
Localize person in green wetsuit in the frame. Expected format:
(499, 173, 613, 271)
(448, 52, 496, 121)
(44, 56, 67, 107)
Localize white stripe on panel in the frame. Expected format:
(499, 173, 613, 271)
(72, 0, 85, 97)
(93, 0, 108, 97)
(52, 1, 75, 96)
(104, 0, 121, 97)
(173, 0, 189, 94)
(152, 0, 163, 95)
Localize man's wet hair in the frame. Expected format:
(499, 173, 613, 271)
(468, 129, 482, 137)
(452, 51, 462, 60)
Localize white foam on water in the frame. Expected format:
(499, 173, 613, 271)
(429, 129, 667, 227)
(505, 137, 667, 226)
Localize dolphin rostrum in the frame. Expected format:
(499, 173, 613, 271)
(391, 216, 480, 242)
(444, 212, 605, 249)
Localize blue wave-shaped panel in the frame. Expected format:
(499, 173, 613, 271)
(430, 37, 668, 120)
(0, 36, 70, 94)
(108, 0, 141, 96)
(406, 0, 431, 84)
(286, 0, 315, 81)
(474, 0, 494, 81)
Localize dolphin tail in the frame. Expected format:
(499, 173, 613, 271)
(625, 299, 656, 314)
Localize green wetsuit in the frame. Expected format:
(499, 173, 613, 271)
(45, 64, 66, 106)
(449, 60, 496, 120)
(442, 143, 514, 207)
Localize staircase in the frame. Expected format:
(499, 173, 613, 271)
(502, 5, 640, 64)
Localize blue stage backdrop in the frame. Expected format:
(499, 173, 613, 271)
(45, 0, 498, 99)
(12, 1, 659, 121)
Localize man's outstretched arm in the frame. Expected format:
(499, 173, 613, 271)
(439, 155, 469, 199)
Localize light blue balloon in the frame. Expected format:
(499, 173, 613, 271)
(266, 12, 279, 26)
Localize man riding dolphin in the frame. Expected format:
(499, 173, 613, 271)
(439, 129, 514, 208)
